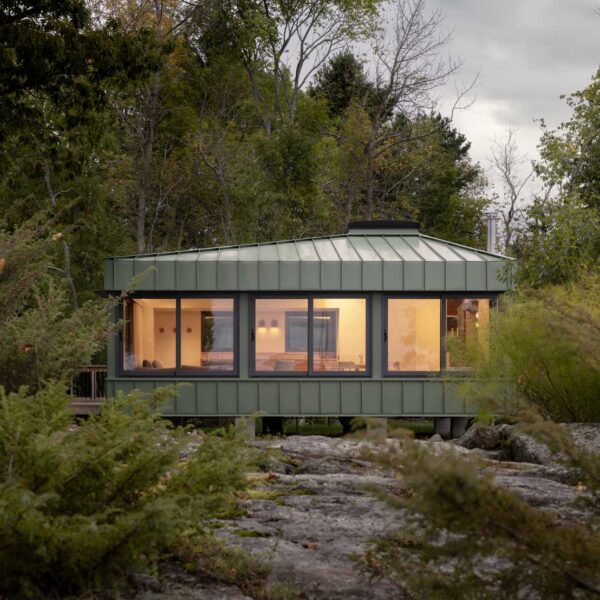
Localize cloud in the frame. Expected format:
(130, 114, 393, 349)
(426, 0, 600, 183)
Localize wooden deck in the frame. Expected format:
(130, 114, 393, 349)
(69, 365, 106, 415)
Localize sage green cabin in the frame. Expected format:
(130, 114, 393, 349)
(104, 221, 512, 418)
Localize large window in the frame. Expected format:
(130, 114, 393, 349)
(255, 298, 308, 372)
(253, 296, 368, 375)
(181, 298, 235, 372)
(122, 297, 236, 375)
(386, 298, 441, 373)
(445, 298, 492, 369)
(313, 298, 366, 373)
(123, 298, 177, 372)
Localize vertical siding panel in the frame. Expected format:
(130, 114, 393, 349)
(218, 382, 238, 414)
(197, 261, 218, 291)
(300, 382, 320, 414)
(114, 259, 135, 290)
(177, 384, 196, 414)
(238, 262, 259, 289)
(382, 382, 403, 414)
(238, 382, 258, 414)
(361, 381, 382, 414)
(423, 382, 444, 414)
(403, 381, 423, 414)
(280, 382, 300, 414)
(103, 258, 114, 290)
(259, 382, 278, 414)
(320, 381, 341, 414)
(341, 381, 361, 414)
(197, 382, 218, 414)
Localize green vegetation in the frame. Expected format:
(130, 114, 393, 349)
(0, 0, 492, 307)
(174, 532, 302, 600)
(361, 423, 600, 598)
(0, 384, 254, 598)
(455, 276, 600, 423)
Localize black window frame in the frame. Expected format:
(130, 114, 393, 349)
(118, 292, 239, 378)
(442, 294, 499, 373)
(382, 292, 500, 378)
(250, 293, 371, 378)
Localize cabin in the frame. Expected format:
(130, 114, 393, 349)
(103, 221, 513, 436)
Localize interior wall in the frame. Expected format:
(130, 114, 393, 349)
(255, 299, 308, 355)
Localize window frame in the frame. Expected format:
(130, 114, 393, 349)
(442, 293, 499, 374)
(382, 293, 443, 377)
(382, 292, 499, 378)
(118, 292, 239, 378)
(250, 293, 371, 378)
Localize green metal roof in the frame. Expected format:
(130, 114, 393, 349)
(104, 228, 514, 293)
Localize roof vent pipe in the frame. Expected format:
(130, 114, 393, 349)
(486, 212, 498, 254)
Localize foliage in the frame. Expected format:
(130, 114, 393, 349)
(457, 277, 600, 422)
(174, 530, 302, 600)
(512, 67, 600, 286)
(0, 222, 118, 391)
(0, 384, 253, 599)
(512, 197, 600, 287)
(1, 0, 490, 303)
(361, 424, 600, 599)
(536, 67, 600, 210)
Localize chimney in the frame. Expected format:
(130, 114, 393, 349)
(486, 212, 498, 254)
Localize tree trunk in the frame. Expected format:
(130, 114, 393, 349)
(136, 77, 160, 254)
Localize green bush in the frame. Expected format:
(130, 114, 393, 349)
(360, 424, 600, 598)
(0, 384, 253, 599)
(461, 277, 600, 422)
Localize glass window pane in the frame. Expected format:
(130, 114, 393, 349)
(181, 298, 235, 372)
(312, 298, 367, 372)
(123, 298, 176, 371)
(387, 299, 440, 372)
(255, 298, 308, 372)
(445, 298, 491, 369)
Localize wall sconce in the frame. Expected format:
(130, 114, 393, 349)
(159, 327, 165, 333)
(258, 319, 266, 330)
(187, 327, 192, 333)
(270, 319, 279, 328)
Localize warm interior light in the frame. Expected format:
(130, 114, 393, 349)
(258, 319, 266, 330)
(270, 319, 279, 328)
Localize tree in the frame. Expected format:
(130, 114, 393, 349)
(536, 67, 600, 210)
(309, 51, 376, 118)
(489, 128, 533, 252)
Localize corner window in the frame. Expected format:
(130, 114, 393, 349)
(253, 296, 368, 376)
(122, 296, 237, 375)
(385, 298, 441, 373)
(445, 298, 493, 369)
(123, 298, 177, 372)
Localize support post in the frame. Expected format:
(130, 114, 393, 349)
(235, 417, 256, 439)
(451, 417, 469, 439)
(434, 417, 451, 437)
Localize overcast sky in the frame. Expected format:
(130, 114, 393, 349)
(424, 0, 600, 193)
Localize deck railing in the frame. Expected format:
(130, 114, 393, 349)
(70, 365, 107, 403)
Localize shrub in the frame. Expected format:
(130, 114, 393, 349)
(460, 277, 600, 422)
(0, 384, 253, 599)
(360, 424, 600, 598)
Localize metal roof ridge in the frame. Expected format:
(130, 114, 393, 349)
(104, 230, 515, 261)
(417, 233, 515, 260)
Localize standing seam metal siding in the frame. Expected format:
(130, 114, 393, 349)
(104, 233, 513, 293)
(106, 378, 469, 417)
(105, 231, 512, 417)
